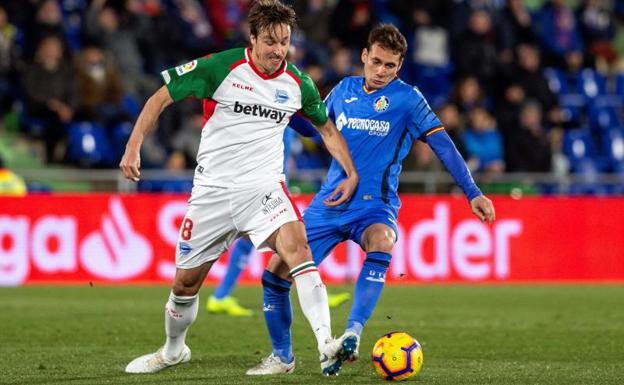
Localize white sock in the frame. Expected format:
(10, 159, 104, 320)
(163, 292, 198, 360)
(290, 261, 332, 350)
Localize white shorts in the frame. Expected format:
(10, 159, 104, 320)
(175, 181, 302, 269)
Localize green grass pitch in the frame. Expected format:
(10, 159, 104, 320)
(1, 285, 623, 384)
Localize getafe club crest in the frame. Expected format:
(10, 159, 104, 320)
(275, 89, 289, 104)
(373, 96, 389, 112)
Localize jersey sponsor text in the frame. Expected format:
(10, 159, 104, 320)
(233, 101, 287, 123)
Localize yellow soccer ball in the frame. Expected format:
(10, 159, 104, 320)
(371, 332, 424, 381)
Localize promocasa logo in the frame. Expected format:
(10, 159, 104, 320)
(335, 113, 390, 136)
(233, 101, 287, 123)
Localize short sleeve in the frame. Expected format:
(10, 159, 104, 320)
(160, 57, 220, 101)
(323, 80, 344, 122)
(407, 87, 443, 138)
(300, 74, 328, 126)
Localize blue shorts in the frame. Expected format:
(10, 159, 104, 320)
(303, 204, 398, 265)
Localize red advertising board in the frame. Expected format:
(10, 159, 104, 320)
(1, 194, 623, 285)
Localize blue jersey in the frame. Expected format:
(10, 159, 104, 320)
(309, 76, 442, 213)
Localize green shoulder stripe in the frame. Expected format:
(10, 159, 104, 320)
(287, 62, 328, 126)
(160, 48, 246, 101)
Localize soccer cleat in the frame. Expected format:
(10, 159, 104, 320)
(319, 338, 343, 376)
(246, 354, 295, 375)
(125, 345, 191, 374)
(328, 292, 351, 309)
(319, 332, 360, 376)
(337, 331, 360, 363)
(206, 295, 254, 316)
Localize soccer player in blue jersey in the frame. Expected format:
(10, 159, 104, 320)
(247, 23, 495, 375)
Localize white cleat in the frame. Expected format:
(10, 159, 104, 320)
(319, 338, 343, 376)
(125, 345, 191, 374)
(246, 354, 295, 375)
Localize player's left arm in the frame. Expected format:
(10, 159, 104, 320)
(408, 87, 495, 223)
(427, 129, 495, 223)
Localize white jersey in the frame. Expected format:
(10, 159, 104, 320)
(161, 48, 327, 187)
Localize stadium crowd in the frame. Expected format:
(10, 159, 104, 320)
(1, 0, 624, 190)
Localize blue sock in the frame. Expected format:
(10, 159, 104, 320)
(346, 252, 391, 336)
(213, 238, 254, 299)
(261, 270, 294, 364)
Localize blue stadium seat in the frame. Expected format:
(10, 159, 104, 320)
(67, 122, 113, 167)
(559, 93, 586, 126)
(562, 128, 601, 173)
(588, 95, 622, 133)
(601, 128, 624, 173)
(577, 69, 606, 99)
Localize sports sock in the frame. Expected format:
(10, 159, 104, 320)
(163, 292, 198, 360)
(290, 261, 332, 350)
(213, 238, 254, 299)
(261, 270, 294, 363)
(346, 252, 391, 336)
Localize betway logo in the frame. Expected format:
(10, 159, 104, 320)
(233, 101, 287, 123)
(336, 113, 390, 136)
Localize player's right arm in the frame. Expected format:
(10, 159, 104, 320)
(120, 55, 222, 181)
(315, 119, 359, 206)
(120, 86, 174, 182)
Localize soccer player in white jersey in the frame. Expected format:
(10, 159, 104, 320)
(119, 0, 358, 376)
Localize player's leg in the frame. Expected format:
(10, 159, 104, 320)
(249, 207, 345, 375)
(265, 221, 334, 351)
(340, 221, 396, 362)
(246, 256, 294, 375)
(242, 183, 345, 374)
(125, 261, 214, 374)
(207, 237, 254, 316)
(126, 185, 237, 374)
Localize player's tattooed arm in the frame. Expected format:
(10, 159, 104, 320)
(315, 119, 359, 206)
(120, 86, 174, 182)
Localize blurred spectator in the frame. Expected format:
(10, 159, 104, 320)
(171, 103, 203, 169)
(575, 0, 617, 68)
(23, 0, 69, 59)
(389, 0, 451, 31)
(437, 103, 466, 156)
(293, 0, 331, 47)
(325, 47, 355, 90)
(510, 43, 564, 127)
(533, 0, 584, 68)
(170, 0, 215, 59)
(495, 82, 525, 150)
(22, 35, 77, 163)
(203, 0, 250, 49)
(506, 101, 552, 172)
(451, 76, 487, 114)
(84, 0, 157, 100)
(454, 9, 500, 88)
(498, 0, 537, 66)
(74, 44, 128, 127)
(0, 5, 20, 114)
(330, 0, 377, 50)
(462, 106, 504, 174)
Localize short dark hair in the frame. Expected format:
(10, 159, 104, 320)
(367, 24, 407, 59)
(248, 0, 297, 38)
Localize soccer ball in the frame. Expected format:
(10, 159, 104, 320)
(371, 332, 423, 381)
